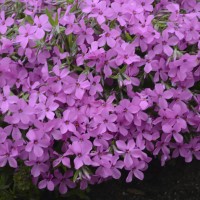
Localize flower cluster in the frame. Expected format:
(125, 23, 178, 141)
(0, 0, 200, 194)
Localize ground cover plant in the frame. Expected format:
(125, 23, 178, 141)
(0, 0, 200, 196)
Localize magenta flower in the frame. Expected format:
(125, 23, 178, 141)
(53, 151, 71, 168)
(126, 159, 146, 182)
(186, 138, 200, 162)
(169, 54, 197, 82)
(77, 19, 94, 45)
(34, 14, 52, 39)
(153, 84, 173, 109)
(165, 22, 184, 40)
(170, 142, 190, 159)
(185, 17, 200, 42)
(116, 99, 140, 123)
(92, 126, 113, 148)
(101, 50, 117, 77)
(9, 99, 34, 124)
(38, 174, 55, 191)
(67, 141, 92, 169)
(81, 0, 99, 13)
(0, 140, 18, 168)
(115, 43, 141, 65)
(0, 11, 14, 34)
(16, 24, 36, 48)
(54, 170, 76, 194)
(25, 130, 50, 157)
(60, 109, 77, 134)
(98, 24, 120, 48)
(142, 50, 158, 73)
(154, 32, 178, 56)
(94, 111, 118, 132)
(36, 97, 59, 120)
(88, 1, 112, 25)
(139, 0, 154, 12)
(0, 86, 18, 113)
(96, 155, 124, 179)
(61, 13, 79, 35)
(110, 2, 130, 26)
(64, 74, 90, 100)
(88, 73, 103, 96)
(162, 104, 187, 135)
(166, 3, 180, 21)
(116, 140, 145, 168)
(25, 154, 49, 177)
(0, 128, 8, 143)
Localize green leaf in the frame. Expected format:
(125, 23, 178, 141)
(22, 93, 29, 100)
(54, 13, 60, 33)
(67, 34, 73, 48)
(82, 66, 90, 74)
(45, 9, 56, 27)
(25, 16, 34, 24)
(67, 0, 74, 3)
(55, 13, 59, 26)
(110, 20, 116, 29)
(122, 73, 130, 81)
(119, 65, 127, 73)
(70, 4, 78, 13)
(59, 26, 66, 32)
(111, 73, 119, 79)
(125, 32, 133, 42)
(71, 42, 78, 56)
(73, 170, 80, 182)
(110, 73, 119, 79)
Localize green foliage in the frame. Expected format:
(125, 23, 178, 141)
(0, 166, 40, 200)
(0, 165, 91, 200)
(13, 167, 32, 192)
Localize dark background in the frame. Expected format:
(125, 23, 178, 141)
(1, 159, 200, 200)
(45, 159, 200, 200)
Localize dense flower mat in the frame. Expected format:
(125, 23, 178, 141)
(0, 0, 200, 194)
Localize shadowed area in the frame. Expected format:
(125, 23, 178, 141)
(87, 159, 200, 200)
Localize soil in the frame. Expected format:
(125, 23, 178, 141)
(37, 159, 200, 200)
(87, 159, 200, 200)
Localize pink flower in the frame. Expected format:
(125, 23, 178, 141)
(88, 73, 103, 96)
(25, 129, 50, 157)
(0, 11, 14, 34)
(16, 24, 36, 48)
(110, 2, 130, 26)
(38, 174, 55, 191)
(88, 1, 113, 24)
(53, 151, 71, 168)
(126, 159, 146, 182)
(36, 97, 59, 120)
(0, 140, 18, 168)
(25, 154, 49, 177)
(0, 86, 18, 113)
(152, 84, 173, 109)
(77, 19, 94, 45)
(64, 74, 90, 100)
(94, 111, 118, 132)
(67, 141, 93, 169)
(139, 0, 154, 12)
(60, 109, 77, 134)
(154, 32, 178, 56)
(9, 99, 34, 124)
(34, 14, 52, 39)
(54, 170, 76, 194)
(116, 99, 140, 123)
(98, 24, 120, 48)
(116, 140, 145, 168)
(115, 43, 141, 65)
